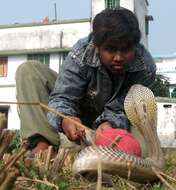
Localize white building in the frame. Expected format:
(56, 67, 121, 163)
(155, 53, 176, 95)
(153, 54, 176, 148)
(0, 0, 151, 130)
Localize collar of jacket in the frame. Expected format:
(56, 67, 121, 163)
(71, 36, 146, 72)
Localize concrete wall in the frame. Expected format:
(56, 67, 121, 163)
(0, 55, 26, 129)
(49, 53, 60, 73)
(133, 0, 148, 47)
(91, 0, 105, 19)
(0, 53, 63, 129)
(0, 22, 90, 51)
(121, 0, 134, 11)
(157, 102, 176, 147)
(0, 55, 27, 85)
(0, 87, 20, 130)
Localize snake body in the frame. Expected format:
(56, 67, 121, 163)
(72, 84, 165, 183)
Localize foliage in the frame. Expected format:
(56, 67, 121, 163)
(36, 183, 54, 190)
(6, 130, 21, 153)
(151, 183, 165, 190)
(171, 87, 176, 98)
(151, 74, 170, 97)
(58, 181, 69, 190)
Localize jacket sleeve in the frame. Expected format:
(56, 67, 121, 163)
(93, 46, 156, 130)
(93, 98, 131, 131)
(47, 53, 89, 132)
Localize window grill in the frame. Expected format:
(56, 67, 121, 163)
(0, 57, 8, 77)
(28, 54, 50, 66)
(105, 0, 120, 9)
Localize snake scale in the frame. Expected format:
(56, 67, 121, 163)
(72, 84, 165, 183)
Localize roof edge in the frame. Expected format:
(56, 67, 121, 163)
(0, 47, 71, 56)
(0, 18, 90, 29)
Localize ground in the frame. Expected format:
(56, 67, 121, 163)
(0, 130, 176, 190)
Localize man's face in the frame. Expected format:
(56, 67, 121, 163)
(96, 45, 135, 74)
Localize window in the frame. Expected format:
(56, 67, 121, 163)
(0, 57, 7, 77)
(58, 51, 69, 73)
(62, 52, 69, 61)
(105, 0, 120, 9)
(28, 54, 50, 66)
(0, 106, 9, 129)
(145, 15, 153, 35)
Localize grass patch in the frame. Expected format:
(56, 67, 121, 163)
(1, 131, 176, 190)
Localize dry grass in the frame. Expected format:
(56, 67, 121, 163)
(1, 133, 176, 190)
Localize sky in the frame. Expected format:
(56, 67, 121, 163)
(148, 0, 176, 56)
(0, 0, 175, 56)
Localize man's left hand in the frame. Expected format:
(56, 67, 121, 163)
(96, 121, 112, 138)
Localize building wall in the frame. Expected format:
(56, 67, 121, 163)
(0, 53, 64, 129)
(0, 87, 19, 129)
(157, 101, 176, 147)
(0, 55, 27, 129)
(91, 0, 105, 19)
(49, 54, 60, 73)
(120, 0, 134, 11)
(133, 0, 148, 46)
(0, 21, 90, 52)
(0, 55, 26, 85)
(155, 55, 176, 93)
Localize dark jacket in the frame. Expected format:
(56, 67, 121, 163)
(47, 36, 156, 132)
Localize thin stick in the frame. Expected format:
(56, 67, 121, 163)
(123, 179, 137, 190)
(96, 156, 102, 190)
(127, 161, 132, 181)
(110, 135, 122, 148)
(0, 101, 39, 105)
(0, 101, 118, 144)
(0, 130, 14, 160)
(0, 147, 27, 173)
(49, 148, 70, 180)
(152, 167, 175, 190)
(44, 146, 53, 171)
(17, 176, 58, 190)
(0, 167, 19, 190)
(39, 103, 93, 132)
(159, 170, 176, 183)
(0, 101, 93, 132)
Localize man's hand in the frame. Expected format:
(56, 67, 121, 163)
(96, 121, 112, 138)
(62, 116, 85, 142)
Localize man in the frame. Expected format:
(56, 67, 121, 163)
(16, 8, 156, 153)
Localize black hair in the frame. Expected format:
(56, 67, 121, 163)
(92, 8, 141, 50)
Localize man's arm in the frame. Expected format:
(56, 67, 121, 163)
(47, 53, 89, 141)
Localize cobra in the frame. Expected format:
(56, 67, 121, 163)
(72, 84, 165, 183)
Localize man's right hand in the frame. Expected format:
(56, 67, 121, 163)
(62, 116, 85, 142)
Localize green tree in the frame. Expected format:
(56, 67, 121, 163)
(151, 74, 170, 97)
(171, 88, 176, 98)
